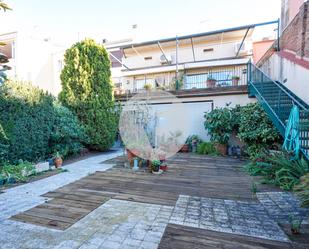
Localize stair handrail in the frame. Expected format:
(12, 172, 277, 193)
(250, 63, 309, 111)
(249, 82, 286, 130)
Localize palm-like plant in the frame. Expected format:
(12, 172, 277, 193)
(0, 1, 11, 12)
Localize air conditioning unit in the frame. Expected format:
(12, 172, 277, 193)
(160, 54, 172, 64)
(235, 42, 248, 55)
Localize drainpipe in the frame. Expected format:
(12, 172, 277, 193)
(176, 36, 179, 90)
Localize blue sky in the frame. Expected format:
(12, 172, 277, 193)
(1, 0, 281, 45)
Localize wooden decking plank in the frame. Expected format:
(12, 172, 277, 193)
(158, 224, 292, 249)
(11, 213, 71, 230)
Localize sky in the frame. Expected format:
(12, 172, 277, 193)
(0, 0, 281, 46)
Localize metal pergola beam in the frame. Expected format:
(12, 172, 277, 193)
(235, 27, 251, 58)
(131, 45, 144, 59)
(108, 51, 131, 71)
(190, 37, 196, 62)
(157, 41, 169, 64)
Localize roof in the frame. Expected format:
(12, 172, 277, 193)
(108, 20, 278, 50)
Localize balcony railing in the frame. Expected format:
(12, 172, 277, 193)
(114, 64, 248, 95)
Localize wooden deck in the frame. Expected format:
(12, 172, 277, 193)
(158, 224, 292, 249)
(10, 153, 277, 230)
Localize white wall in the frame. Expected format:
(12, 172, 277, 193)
(260, 53, 309, 104)
(5, 32, 65, 96)
(122, 38, 251, 70)
(145, 93, 256, 142)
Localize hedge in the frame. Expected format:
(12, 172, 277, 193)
(0, 80, 55, 163)
(0, 80, 86, 164)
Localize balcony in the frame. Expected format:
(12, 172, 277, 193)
(114, 64, 248, 99)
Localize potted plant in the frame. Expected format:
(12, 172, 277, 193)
(54, 152, 63, 168)
(151, 160, 163, 174)
(232, 76, 240, 86)
(290, 216, 302, 235)
(0, 174, 6, 185)
(206, 76, 216, 88)
(180, 144, 189, 153)
(126, 146, 140, 162)
(160, 162, 168, 171)
(144, 83, 152, 91)
(204, 106, 234, 156)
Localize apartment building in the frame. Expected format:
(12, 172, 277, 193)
(106, 21, 278, 96)
(0, 31, 65, 95)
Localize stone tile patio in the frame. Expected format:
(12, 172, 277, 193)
(0, 152, 308, 248)
(257, 192, 309, 224)
(169, 195, 289, 242)
(0, 150, 123, 221)
(0, 199, 173, 249)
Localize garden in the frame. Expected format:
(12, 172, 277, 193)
(124, 101, 308, 210)
(201, 103, 309, 208)
(0, 39, 119, 187)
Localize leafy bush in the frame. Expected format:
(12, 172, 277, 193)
(204, 106, 233, 144)
(197, 142, 217, 155)
(49, 102, 88, 158)
(1, 160, 34, 182)
(0, 80, 55, 163)
(0, 123, 9, 165)
(59, 39, 119, 151)
(294, 173, 309, 208)
(185, 135, 203, 151)
(245, 152, 309, 190)
(237, 103, 280, 158)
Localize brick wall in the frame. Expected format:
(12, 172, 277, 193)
(280, 1, 309, 59)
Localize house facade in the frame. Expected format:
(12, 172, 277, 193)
(107, 22, 277, 95)
(258, 0, 309, 104)
(0, 31, 65, 95)
(107, 22, 278, 140)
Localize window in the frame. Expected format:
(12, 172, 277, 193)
(203, 48, 214, 53)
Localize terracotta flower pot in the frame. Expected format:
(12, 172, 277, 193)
(232, 78, 239, 86)
(207, 79, 216, 88)
(54, 157, 63, 168)
(126, 148, 139, 161)
(181, 144, 189, 153)
(160, 164, 168, 171)
(291, 228, 300, 235)
(215, 143, 227, 156)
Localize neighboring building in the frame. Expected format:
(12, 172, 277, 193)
(107, 22, 278, 140)
(0, 31, 65, 95)
(107, 23, 265, 94)
(252, 39, 275, 63)
(280, 0, 305, 31)
(258, 0, 309, 104)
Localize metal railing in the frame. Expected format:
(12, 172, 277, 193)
(115, 65, 248, 94)
(183, 65, 247, 90)
(248, 62, 309, 160)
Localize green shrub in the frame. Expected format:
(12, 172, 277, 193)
(245, 152, 308, 190)
(185, 135, 203, 151)
(1, 160, 35, 182)
(59, 39, 118, 151)
(49, 102, 88, 158)
(204, 106, 233, 144)
(294, 173, 309, 208)
(197, 142, 217, 155)
(237, 103, 280, 158)
(0, 123, 9, 165)
(0, 80, 55, 163)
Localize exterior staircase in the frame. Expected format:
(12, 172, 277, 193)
(248, 63, 309, 160)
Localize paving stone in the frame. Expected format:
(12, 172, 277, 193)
(257, 192, 309, 224)
(170, 195, 289, 242)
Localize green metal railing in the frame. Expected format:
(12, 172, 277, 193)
(248, 62, 309, 160)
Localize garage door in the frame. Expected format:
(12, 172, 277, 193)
(152, 101, 213, 142)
